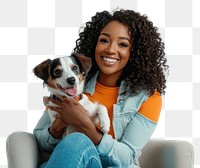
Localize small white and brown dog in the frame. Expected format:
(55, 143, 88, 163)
(33, 54, 110, 135)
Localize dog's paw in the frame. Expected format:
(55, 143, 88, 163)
(101, 121, 110, 133)
(97, 105, 110, 133)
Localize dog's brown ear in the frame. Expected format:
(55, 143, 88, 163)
(75, 54, 92, 75)
(33, 59, 51, 82)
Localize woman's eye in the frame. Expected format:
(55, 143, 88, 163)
(119, 43, 128, 48)
(99, 38, 108, 43)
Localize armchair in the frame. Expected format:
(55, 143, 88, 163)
(6, 132, 194, 168)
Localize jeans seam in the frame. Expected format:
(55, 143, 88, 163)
(77, 146, 101, 168)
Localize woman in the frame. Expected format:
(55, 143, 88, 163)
(34, 9, 168, 168)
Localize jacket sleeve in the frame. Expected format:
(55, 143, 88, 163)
(33, 111, 61, 153)
(96, 113, 157, 167)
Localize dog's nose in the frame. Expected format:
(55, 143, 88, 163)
(66, 77, 76, 85)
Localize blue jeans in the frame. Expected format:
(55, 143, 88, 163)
(39, 133, 102, 168)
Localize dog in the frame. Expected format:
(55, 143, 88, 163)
(33, 54, 110, 135)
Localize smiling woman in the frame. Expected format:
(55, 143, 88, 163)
(33, 9, 168, 168)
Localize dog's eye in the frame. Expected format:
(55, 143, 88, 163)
(72, 65, 78, 71)
(53, 69, 62, 77)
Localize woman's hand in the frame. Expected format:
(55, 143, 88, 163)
(49, 118, 67, 139)
(47, 96, 103, 145)
(47, 96, 89, 127)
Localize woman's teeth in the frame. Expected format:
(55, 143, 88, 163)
(102, 57, 118, 63)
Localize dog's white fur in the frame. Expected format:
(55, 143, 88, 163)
(34, 55, 110, 136)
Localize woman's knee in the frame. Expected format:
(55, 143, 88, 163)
(45, 133, 102, 168)
(57, 132, 95, 152)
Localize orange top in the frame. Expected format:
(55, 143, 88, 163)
(85, 81, 119, 136)
(138, 91, 162, 123)
(85, 81, 162, 138)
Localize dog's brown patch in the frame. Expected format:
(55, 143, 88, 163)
(47, 77, 57, 90)
(78, 73, 84, 82)
(33, 59, 51, 83)
(75, 54, 92, 75)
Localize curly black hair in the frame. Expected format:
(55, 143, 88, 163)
(73, 9, 168, 96)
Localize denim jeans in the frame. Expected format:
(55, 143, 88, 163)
(39, 133, 102, 168)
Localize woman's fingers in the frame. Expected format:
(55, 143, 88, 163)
(47, 96, 63, 106)
(47, 105, 62, 113)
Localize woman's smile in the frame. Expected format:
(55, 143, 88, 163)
(101, 56, 119, 65)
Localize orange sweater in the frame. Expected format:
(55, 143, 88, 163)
(85, 81, 162, 138)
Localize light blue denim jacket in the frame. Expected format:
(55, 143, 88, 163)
(33, 72, 158, 168)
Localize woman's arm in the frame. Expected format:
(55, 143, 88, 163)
(95, 92, 162, 167)
(33, 111, 62, 153)
(96, 113, 157, 166)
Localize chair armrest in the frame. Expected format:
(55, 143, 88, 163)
(6, 132, 40, 168)
(139, 140, 194, 168)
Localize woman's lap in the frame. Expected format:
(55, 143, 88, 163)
(39, 132, 102, 168)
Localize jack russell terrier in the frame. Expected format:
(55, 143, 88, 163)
(33, 54, 110, 136)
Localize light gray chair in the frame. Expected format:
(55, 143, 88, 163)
(6, 131, 194, 168)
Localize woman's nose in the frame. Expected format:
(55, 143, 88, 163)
(106, 43, 117, 53)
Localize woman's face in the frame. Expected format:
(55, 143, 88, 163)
(95, 21, 131, 80)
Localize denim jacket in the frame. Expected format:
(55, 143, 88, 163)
(33, 72, 158, 168)
(84, 72, 157, 168)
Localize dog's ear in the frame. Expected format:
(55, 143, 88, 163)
(74, 54, 92, 75)
(33, 59, 51, 82)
